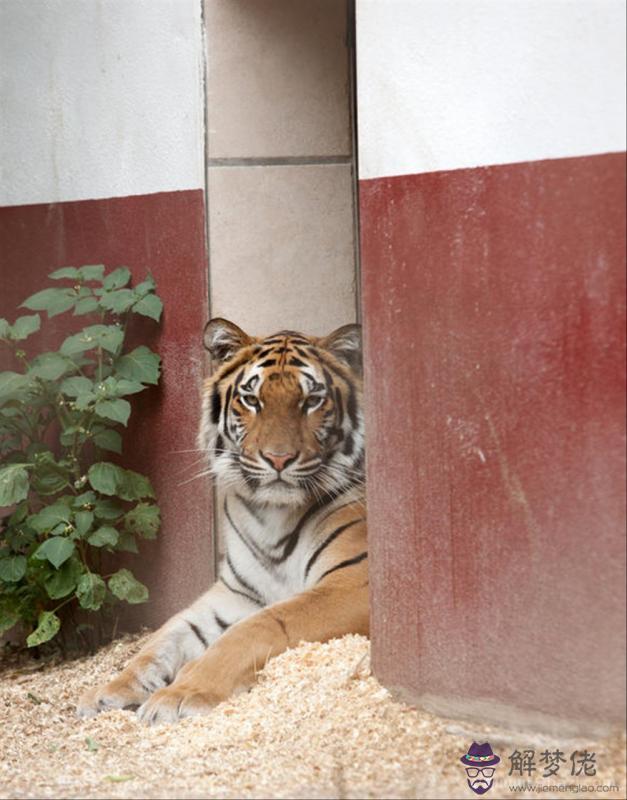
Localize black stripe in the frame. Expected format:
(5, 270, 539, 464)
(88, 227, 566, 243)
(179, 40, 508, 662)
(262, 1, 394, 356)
(258, 358, 277, 367)
(346, 383, 358, 427)
(214, 612, 229, 631)
(272, 491, 337, 564)
(224, 497, 268, 564)
(319, 499, 364, 525)
(187, 620, 209, 647)
(304, 518, 363, 578)
(221, 574, 263, 606)
(222, 385, 234, 441)
(235, 492, 265, 523)
(342, 433, 354, 456)
(288, 357, 307, 368)
(233, 368, 246, 390)
(321, 366, 334, 390)
(257, 347, 275, 358)
(335, 386, 344, 428)
(217, 357, 248, 381)
(317, 551, 368, 583)
(294, 346, 309, 358)
(225, 553, 264, 603)
(210, 388, 221, 424)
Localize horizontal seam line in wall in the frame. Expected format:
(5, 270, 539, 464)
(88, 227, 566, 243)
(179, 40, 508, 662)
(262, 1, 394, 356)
(208, 156, 352, 167)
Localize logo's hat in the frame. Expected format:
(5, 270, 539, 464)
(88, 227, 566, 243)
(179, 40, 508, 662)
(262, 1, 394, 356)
(460, 742, 500, 767)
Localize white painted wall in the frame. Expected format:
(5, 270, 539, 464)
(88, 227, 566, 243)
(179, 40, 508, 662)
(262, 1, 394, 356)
(357, 0, 627, 180)
(0, 0, 204, 206)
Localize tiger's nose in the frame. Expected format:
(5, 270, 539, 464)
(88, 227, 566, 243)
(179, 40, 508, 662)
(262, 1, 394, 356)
(260, 451, 298, 472)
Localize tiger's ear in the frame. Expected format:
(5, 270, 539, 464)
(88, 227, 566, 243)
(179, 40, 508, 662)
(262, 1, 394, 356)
(203, 318, 252, 362)
(319, 323, 362, 374)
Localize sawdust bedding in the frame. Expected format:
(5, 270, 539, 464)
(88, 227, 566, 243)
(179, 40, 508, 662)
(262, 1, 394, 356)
(0, 633, 625, 800)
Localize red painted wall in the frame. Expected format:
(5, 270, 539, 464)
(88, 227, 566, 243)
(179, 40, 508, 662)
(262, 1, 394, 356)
(361, 153, 626, 732)
(0, 190, 213, 628)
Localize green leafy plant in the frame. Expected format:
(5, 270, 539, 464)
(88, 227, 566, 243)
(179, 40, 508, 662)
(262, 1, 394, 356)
(0, 265, 163, 647)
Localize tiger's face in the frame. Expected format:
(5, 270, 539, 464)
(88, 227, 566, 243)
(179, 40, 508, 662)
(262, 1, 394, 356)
(199, 318, 364, 507)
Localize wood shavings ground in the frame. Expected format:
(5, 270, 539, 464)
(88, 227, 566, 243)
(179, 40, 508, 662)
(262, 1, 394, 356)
(0, 633, 624, 799)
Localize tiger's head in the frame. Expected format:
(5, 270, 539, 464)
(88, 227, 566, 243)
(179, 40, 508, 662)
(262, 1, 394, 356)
(199, 318, 364, 507)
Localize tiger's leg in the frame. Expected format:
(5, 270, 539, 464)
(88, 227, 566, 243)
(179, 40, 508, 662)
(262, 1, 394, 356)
(76, 579, 261, 717)
(136, 555, 369, 724)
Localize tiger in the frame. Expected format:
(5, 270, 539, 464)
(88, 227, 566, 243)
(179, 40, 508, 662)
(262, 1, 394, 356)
(77, 317, 368, 724)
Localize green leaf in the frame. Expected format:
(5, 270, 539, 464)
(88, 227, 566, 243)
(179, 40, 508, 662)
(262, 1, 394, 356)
(103, 267, 131, 291)
(117, 532, 138, 553)
(0, 464, 29, 506)
(85, 737, 100, 752)
(93, 428, 122, 454)
(73, 491, 96, 507)
(21, 288, 75, 318)
(108, 569, 148, 604)
(117, 470, 154, 502)
(94, 498, 123, 520)
(0, 608, 19, 636)
(44, 558, 82, 599)
(0, 318, 10, 339)
(9, 501, 29, 524)
(31, 466, 68, 497)
(115, 346, 160, 385)
(124, 503, 160, 540)
(74, 296, 99, 316)
(88, 462, 122, 496)
(0, 372, 31, 401)
(100, 289, 136, 314)
(29, 353, 74, 381)
(49, 267, 80, 280)
(74, 510, 94, 536)
(79, 264, 105, 282)
(74, 392, 96, 410)
(76, 572, 106, 611)
(134, 275, 156, 297)
(60, 324, 123, 357)
(132, 294, 163, 322)
(88, 462, 153, 500)
(60, 376, 93, 396)
(33, 537, 75, 569)
(28, 503, 71, 533)
(95, 398, 131, 426)
(0, 555, 27, 582)
(10, 314, 41, 341)
(87, 526, 119, 547)
(112, 379, 145, 396)
(27, 611, 61, 647)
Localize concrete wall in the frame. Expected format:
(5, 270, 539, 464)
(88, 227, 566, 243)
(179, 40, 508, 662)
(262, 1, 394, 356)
(357, 0, 626, 179)
(0, 0, 205, 204)
(357, 0, 626, 734)
(205, 0, 357, 338)
(0, 0, 212, 628)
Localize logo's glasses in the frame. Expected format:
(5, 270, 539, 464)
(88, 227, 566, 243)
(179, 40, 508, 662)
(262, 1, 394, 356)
(465, 767, 495, 778)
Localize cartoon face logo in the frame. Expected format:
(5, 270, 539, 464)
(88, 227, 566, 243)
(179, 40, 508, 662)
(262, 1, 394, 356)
(460, 742, 500, 794)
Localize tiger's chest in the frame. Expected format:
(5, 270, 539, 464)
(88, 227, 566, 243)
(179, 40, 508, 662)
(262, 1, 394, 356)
(220, 491, 355, 604)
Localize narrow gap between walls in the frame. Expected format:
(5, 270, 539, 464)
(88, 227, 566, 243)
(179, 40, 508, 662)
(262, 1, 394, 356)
(347, 0, 362, 325)
(199, 0, 221, 583)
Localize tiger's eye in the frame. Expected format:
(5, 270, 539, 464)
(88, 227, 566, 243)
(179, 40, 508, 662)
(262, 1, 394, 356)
(242, 394, 259, 409)
(304, 395, 323, 411)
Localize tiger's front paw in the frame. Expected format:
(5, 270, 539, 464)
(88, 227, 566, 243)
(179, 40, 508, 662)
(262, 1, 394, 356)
(76, 677, 147, 719)
(136, 684, 221, 725)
